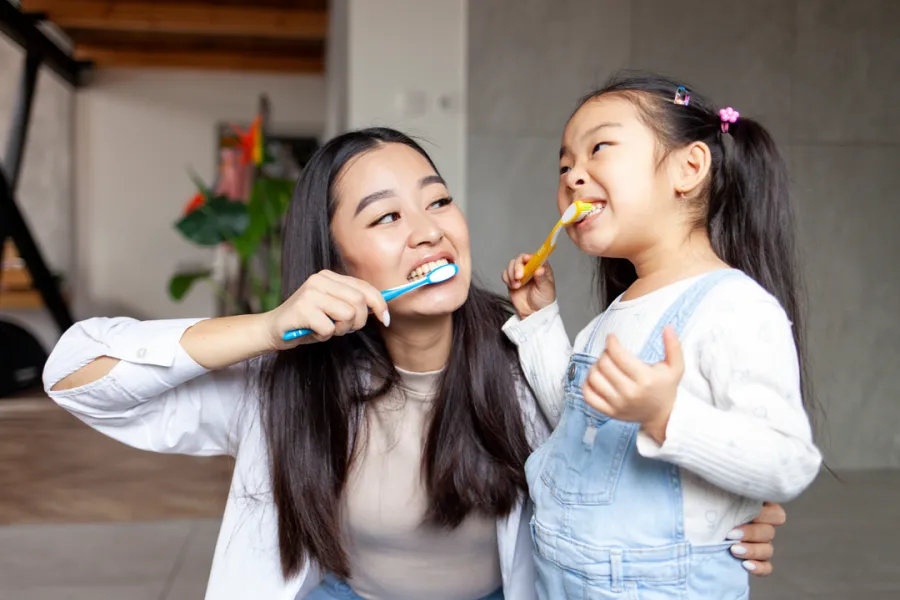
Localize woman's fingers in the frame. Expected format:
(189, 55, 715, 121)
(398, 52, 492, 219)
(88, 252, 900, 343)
(730, 523, 776, 543)
(754, 502, 787, 526)
(739, 558, 773, 577)
(318, 271, 389, 326)
(304, 307, 337, 342)
(730, 541, 773, 563)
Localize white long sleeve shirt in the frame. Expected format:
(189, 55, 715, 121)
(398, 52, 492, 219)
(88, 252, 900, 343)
(503, 274, 822, 544)
(42, 317, 550, 600)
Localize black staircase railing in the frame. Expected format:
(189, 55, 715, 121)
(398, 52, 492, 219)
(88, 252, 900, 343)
(0, 2, 89, 395)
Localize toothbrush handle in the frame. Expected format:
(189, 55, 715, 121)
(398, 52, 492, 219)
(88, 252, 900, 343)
(381, 279, 424, 302)
(521, 242, 555, 284)
(282, 283, 419, 341)
(283, 327, 314, 341)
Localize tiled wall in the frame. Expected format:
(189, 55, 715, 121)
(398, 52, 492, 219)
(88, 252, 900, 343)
(467, 0, 900, 468)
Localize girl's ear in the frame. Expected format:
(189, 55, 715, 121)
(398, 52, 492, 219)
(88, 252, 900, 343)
(670, 140, 712, 197)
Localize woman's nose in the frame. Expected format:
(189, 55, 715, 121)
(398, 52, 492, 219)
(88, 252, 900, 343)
(408, 214, 444, 246)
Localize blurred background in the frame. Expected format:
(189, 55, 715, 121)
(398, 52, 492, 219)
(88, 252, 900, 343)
(0, 0, 896, 599)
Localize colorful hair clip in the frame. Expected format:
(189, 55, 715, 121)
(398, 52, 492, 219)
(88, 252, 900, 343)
(674, 86, 690, 106)
(719, 107, 739, 133)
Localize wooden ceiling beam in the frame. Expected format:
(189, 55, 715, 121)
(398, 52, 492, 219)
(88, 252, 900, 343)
(21, 1, 327, 40)
(73, 45, 324, 74)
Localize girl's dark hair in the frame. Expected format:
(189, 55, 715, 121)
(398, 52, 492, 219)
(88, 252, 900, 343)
(579, 71, 814, 421)
(258, 127, 531, 579)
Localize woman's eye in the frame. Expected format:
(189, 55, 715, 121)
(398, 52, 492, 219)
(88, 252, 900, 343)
(429, 197, 453, 209)
(372, 212, 399, 226)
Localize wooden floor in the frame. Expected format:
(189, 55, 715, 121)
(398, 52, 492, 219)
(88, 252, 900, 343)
(0, 393, 233, 525)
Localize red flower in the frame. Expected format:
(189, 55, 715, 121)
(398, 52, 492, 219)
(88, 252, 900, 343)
(184, 192, 205, 215)
(229, 115, 263, 166)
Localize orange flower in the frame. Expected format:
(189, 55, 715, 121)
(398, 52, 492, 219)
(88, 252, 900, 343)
(230, 115, 264, 166)
(184, 192, 205, 215)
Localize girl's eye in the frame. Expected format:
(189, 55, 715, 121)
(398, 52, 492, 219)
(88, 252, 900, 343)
(592, 142, 609, 154)
(429, 197, 453, 209)
(559, 165, 571, 175)
(372, 212, 399, 226)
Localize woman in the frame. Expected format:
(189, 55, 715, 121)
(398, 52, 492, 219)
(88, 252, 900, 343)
(44, 128, 784, 600)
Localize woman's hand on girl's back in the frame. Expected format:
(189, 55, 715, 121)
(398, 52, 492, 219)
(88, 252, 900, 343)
(729, 502, 787, 576)
(502, 253, 557, 319)
(265, 270, 390, 350)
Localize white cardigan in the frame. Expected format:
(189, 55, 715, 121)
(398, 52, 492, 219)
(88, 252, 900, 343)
(43, 316, 552, 600)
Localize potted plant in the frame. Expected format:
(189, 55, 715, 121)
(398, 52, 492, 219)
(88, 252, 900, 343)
(167, 95, 295, 315)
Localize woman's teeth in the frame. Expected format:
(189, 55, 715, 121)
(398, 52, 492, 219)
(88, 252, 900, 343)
(407, 258, 451, 282)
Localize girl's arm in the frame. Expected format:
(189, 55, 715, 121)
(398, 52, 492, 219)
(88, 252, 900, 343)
(503, 301, 575, 428)
(637, 297, 822, 502)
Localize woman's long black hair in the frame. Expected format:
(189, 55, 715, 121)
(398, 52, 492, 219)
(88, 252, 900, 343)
(579, 71, 815, 422)
(257, 127, 531, 579)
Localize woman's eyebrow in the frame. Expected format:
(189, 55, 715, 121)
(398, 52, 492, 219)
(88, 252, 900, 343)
(355, 189, 394, 215)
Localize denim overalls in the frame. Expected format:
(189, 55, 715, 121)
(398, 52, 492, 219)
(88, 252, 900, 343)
(525, 269, 749, 599)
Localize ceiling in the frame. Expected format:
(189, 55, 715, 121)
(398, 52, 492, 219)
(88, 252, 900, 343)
(19, 0, 327, 74)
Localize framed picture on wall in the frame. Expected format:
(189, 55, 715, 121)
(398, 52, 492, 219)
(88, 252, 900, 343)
(215, 123, 319, 184)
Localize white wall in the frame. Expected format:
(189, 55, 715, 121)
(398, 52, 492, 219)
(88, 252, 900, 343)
(74, 69, 326, 319)
(328, 0, 467, 209)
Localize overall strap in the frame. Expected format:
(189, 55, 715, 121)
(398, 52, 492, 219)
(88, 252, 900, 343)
(639, 269, 744, 363)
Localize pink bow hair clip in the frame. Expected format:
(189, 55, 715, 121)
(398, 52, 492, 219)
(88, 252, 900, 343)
(719, 107, 739, 133)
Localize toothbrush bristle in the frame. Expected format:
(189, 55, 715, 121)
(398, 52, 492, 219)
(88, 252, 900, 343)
(426, 263, 458, 283)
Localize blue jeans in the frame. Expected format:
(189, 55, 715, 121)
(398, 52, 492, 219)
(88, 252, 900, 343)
(305, 574, 504, 600)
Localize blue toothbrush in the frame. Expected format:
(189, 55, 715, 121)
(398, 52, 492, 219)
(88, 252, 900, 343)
(282, 262, 459, 341)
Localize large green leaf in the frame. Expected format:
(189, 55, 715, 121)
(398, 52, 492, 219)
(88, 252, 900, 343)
(258, 178, 294, 226)
(261, 289, 282, 313)
(230, 177, 294, 261)
(187, 168, 212, 195)
(175, 196, 250, 246)
(168, 270, 212, 301)
(232, 197, 267, 261)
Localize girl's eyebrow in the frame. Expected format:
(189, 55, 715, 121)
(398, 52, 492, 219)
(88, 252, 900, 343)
(560, 122, 623, 158)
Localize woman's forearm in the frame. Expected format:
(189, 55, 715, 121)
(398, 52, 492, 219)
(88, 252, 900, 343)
(52, 356, 121, 391)
(51, 313, 274, 392)
(179, 313, 275, 370)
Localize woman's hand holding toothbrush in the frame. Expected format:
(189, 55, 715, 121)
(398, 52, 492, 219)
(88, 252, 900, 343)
(502, 253, 557, 319)
(264, 270, 389, 350)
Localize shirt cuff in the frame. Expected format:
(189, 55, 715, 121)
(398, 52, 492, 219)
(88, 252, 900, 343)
(105, 318, 211, 399)
(104, 318, 207, 367)
(502, 301, 561, 346)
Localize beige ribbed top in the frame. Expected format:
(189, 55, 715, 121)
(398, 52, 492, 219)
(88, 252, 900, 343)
(341, 367, 501, 600)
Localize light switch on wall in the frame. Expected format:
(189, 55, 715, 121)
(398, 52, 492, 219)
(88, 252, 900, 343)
(395, 90, 428, 117)
(437, 92, 460, 115)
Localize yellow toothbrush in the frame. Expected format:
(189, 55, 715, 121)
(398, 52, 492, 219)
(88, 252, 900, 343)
(520, 200, 595, 284)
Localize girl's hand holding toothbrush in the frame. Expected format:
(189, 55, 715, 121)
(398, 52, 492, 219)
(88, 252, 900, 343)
(583, 326, 685, 444)
(502, 253, 557, 319)
(264, 270, 389, 350)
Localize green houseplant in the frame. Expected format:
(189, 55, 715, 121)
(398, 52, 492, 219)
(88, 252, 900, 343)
(167, 96, 294, 315)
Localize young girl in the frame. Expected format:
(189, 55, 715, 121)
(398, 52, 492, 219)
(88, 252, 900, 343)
(502, 73, 822, 599)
